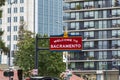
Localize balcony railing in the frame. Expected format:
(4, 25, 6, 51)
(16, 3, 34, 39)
(64, 1, 120, 10)
(112, 24, 120, 28)
(111, 44, 119, 49)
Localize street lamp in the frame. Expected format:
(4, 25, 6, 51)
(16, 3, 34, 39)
(9, 0, 15, 68)
(0, 49, 2, 63)
(9, 1, 16, 80)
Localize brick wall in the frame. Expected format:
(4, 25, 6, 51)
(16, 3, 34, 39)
(0, 70, 18, 80)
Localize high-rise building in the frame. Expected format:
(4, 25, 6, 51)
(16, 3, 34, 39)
(0, 0, 63, 64)
(36, 0, 63, 35)
(63, 0, 120, 80)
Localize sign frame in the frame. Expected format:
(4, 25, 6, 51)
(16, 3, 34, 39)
(50, 36, 82, 51)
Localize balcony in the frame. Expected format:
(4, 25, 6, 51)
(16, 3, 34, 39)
(112, 24, 120, 28)
(84, 16, 94, 19)
(63, 17, 76, 20)
(114, 0, 120, 7)
(112, 55, 120, 59)
(86, 56, 95, 60)
(112, 34, 120, 38)
(84, 46, 95, 50)
(83, 26, 95, 29)
(112, 44, 119, 49)
(84, 36, 95, 39)
(70, 57, 80, 60)
(63, 6, 70, 10)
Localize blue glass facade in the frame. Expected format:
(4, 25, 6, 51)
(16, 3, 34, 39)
(37, 0, 63, 36)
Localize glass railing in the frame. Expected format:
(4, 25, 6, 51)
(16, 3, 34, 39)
(64, 2, 120, 11)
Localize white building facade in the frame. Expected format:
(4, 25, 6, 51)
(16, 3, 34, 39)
(0, 0, 63, 64)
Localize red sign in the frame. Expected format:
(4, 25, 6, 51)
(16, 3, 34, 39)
(50, 37, 82, 51)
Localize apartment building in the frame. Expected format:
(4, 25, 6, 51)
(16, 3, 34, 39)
(0, 0, 63, 64)
(63, 0, 120, 80)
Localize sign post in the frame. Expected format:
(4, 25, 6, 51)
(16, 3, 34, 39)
(49, 31, 82, 80)
(35, 30, 82, 76)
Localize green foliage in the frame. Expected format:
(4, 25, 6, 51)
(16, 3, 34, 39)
(0, 10, 2, 18)
(75, 5, 81, 10)
(15, 31, 65, 78)
(0, 0, 5, 18)
(0, 30, 9, 53)
(0, 30, 3, 36)
(0, 0, 5, 6)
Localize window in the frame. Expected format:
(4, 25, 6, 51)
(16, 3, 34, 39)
(13, 44, 17, 50)
(84, 21, 94, 28)
(103, 10, 107, 18)
(14, 0, 18, 4)
(7, 35, 10, 41)
(84, 31, 94, 38)
(7, 17, 11, 23)
(84, 62, 94, 68)
(70, 23, 75, 29)
(112, 30, 120, 37)
(89, 11, 94, 17)
(112, 30, 117, 36)
(13, 35, 17, 41)
(84, 41, 94, 48)
(8, 8, 11, 13)
(20, 0, 24, 3)
(7, 26, 10, 32)
(95, 11, 98, 19)
(84, 12, 89, 18)
(89, 52, 94, 57)
(112, 40, 120, 47)
(76, 12, 79, 20)
(103, 21, 107, 28)
(14, 17, 17, 22)
(20, 16, 24, 21)
(98, 31, 107, 39)
(71, 63, 75, 69)
(70, 3, 75, 9)
(98, 41, 107, 49)
(7, 0, 11, 4)
(76, 22, 79, 30)
(71, 13, 75, 19)
(84, 62, 89, 68)
(14, 7, 18, 13)
(20, 7, 24, 12)
(89, 62, 94, 68)
(13, 26, 17, 31)
(98, 62, 107, 70)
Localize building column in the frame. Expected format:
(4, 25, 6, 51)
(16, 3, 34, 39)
(96, 70, 103, 80)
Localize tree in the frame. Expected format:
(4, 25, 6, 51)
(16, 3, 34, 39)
(0, 30, 9, 54)
(0, 0, 5, 6)
(0, 0, 5, 18)
(14, 21, 65, 77)
(15, 32, 65, 77)
(0, 0, 8, 53)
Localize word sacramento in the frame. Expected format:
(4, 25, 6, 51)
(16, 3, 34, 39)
(51, 44, 81, 48)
